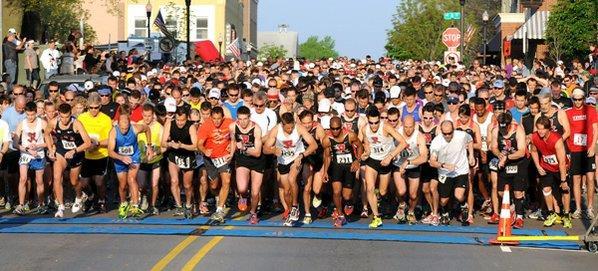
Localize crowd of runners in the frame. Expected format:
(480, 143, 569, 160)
(0, 53, 597, 230)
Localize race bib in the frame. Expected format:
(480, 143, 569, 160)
(336, 153, 353, 164)
(212, 157, 228, 168)
(542, 154, 558, 165)
(372, 146, 385, 155)
(281, 149, 295, 159)
(438, 174, 447, 184)
(118, 146, 134, 156)
(481, 141, 488, 152)
(19, 154, 32, 164)
(175, 156, 190, 169)
(573, 133, 587, 146)
(61, 140, 76, 150)
(506, 165, 518, 174)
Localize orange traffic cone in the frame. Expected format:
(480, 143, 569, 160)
(490, 184, 519, 245)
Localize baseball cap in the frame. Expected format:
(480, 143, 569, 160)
(84, 80, 95, 91)
(589, 87, 598, 94)
(97, 85, 112, 96)
(447, 95, 459, 104)
(267, 88, 280, 101)
(586, 97, 596, 105)
(8, 28, 16, 35)
(164, 97, 177, 113)
(318, 98, 331, 113)
(389, 86, 401, 99)
(493, 80, 505, 89)
(571, 88, 585, 99)
(66, 83, 83, 93)
(208, 88, 221, 99)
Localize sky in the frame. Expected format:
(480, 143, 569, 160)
(258, 0, 398, 59)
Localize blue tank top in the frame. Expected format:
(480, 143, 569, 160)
(115, 125, 140, 162)
(401, 103, 421, 123)
(223, 100, 244, 120)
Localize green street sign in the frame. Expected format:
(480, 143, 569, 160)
(443, 12, 461, 20)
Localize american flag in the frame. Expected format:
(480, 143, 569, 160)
(154, 10, 173, 38)
(227, 38, 241, 58)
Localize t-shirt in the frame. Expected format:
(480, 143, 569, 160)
(24, 48, 38, 69)
(100, 102, 118, 119)
(429, 130, 472, 177)
(78, 111, 113, 160)
(2, 41, 17, 61)
(197, 117, 234, 159)
(565, 105, 597, 152)
(509, 107, 529, 124)
(113, 104, 143, 123)
(0, 119, 12, 144)
(137, 121, 163, 164)
(554, 96, 572, 110)
(250, 108, 278, 135)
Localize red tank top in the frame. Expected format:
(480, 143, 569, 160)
(531, 131, 565, 173)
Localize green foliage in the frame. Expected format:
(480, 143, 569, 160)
(386, 0, 500, 63)
(546, 0, 598, 62)
(258, 44, 288, 60)
(7, 0, 96, 43)
(298, 36, 339, 60)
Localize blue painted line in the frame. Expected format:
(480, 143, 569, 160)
(0, 224, 196, 235)
(0, 217, 568, 236)
(519, 241, 581, 250)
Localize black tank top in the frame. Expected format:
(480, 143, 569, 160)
(55, 117, 84, 153)
(497, 124, 522, 164)
(341, 114, 359, 134)
(541, 111, 564, 136)
(235, 124, 256, 157)
(456, 120, 476, 143)
(169, 120, 194, 156)
(419, 125, 437, 148)
(303, 125, 323, 156)
(330, 134, 355, 165)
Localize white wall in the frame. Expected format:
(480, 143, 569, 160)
(127, 4, 215, 41)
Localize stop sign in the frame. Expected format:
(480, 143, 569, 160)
(442, 28, 461, 49)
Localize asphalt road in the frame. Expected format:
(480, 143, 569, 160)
(0, 208, 596, 271)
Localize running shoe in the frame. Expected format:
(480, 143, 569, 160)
(487, 213, 499, 224)
(571, 209, 582, 219)
(466, 214, 474, 225)
(184, 205, 192, 219)
(208, 210, 225, 225)
(562, 214, 572, 229)
(528, 209, 543, 220)
(237, 197, 248, 212)
(555, 214, 563, 224)
(512, 217, 524, 229)
(303, 214, 312, 225)
(431, 214, 440, 226)
(150, 206, 160, 215)
(129, 205, 144, 218)
(0, 196, 5, 207)
(282, 208, 290, 221)
(334, 215, 347, 228)
(140, 195, 149, 211)
(406, 211, 417, 224)
(393, 203, 406, 223)
(118, 202, 130, 219)
(312, 195, 322, 208)
(290, 206, 300, 222)
(71, 193, 88, 213)
(343, 204, 354, 216)
(36, 205, 49, 215)
(460, 205, 469, 226)
(360, 208, 369, 218)
(173, 205, 184, 216)
(587, 208, 596, 220)
(23, 203, 30, 212)
(4, 201, 11, 210)
(368, 216, 383, 228)
(481, 199, 492, 215)
(421, 214, 435, 224)
(199, 202, 210, 216)
(13, 204, 25, 215)
(544, 213, 559, 227)
(249, 212, 259, 225)
(440, 213, 450, 225)
(317, 206, 328, 218)
(54, 205, 65, 218)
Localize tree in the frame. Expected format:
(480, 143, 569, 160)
(385, 0, 500, 62)
(298, 36, 339, 60)
(7, 0, 97, 43)
(258, 44, 288, 60)
(546, 0, 598, 62)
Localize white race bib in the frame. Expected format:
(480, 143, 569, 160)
(506, 165, 518, 174)
(175, 156, 190, 169)
(281, 149, 295, 159)
(481, 141, 488, 152)
(438, 173, 447, 184)
(542, 154, 558, 165)
(19, 154, 32, 164)
(212, 157, 228, 168)
(61, 140, 76, 150)
(573, 133, 587, 146)
(336, 153, 353, 164)
(118, 146, 134, 156)
(372, 146, 385, 155)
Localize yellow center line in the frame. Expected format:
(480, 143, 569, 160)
(181, 212, 245, 271)
(151, 225, 210, 271)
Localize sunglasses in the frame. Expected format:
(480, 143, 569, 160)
(442, 132, 453, 136)
(572, 98, 584, 101)
(66, 98, 74, 102)
(182, 94, 190, 97)
(89, 106, 100, 110)
(345, 109, 355, 113)
(387, 118, 399, 123)
(48, 89, 59, 93)
(423, 116, 434, 120)
(100, 94, 111, 97)
(590, 93, 598, 96)
(228, 93, 239, 97)
(330, 126, 342, 131)
(254, 104, 265, 108)
(369, 121, 380, 125)
(424, 91, 433, 95)
(434, 94, 443, 97)
(209, 97, 218, 100)
(448, 101, 459, 105)
(13, 92, 24, 96)
(381, 116, 387, 120)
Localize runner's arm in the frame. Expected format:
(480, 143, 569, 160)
(262, 125, 278, 155)
(490, 127, 501, 158)
(161, 120, 171, 152)
(472, 123, 482, 150)
(385, 124, 407, 159)
(133, 123, 152, 148)
(228, 122, 237, 157)
(508, 126, 526, 161)
(529, 143, 542, 170)
(410, 134, 428, 166)
(247, 125, 263, 158)
(107, 128, 123, 161)
(555, 139, 568, 182)
(349, 132, 364, 159)
(558, 110, 570, 141)
(13, 123, 24, 152)
(43, 120, 55, 154)
(182, 124, 198, 152)
(321, 136, 331, 174)
(298, 125, 317, 157)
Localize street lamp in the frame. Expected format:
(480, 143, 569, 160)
(218, 34, 223, 59)
(482, 10, 489, 65)
(185, 0, 191, 61)
(145, 1, 152, 39)
(459, 0, 465, 61)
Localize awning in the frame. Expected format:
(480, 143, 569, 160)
(512, 11, 550, 40)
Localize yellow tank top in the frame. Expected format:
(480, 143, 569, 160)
(137, 121, 163, 164)
(78, 112, 112, 160)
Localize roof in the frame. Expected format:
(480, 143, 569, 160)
(512, 11, 550, 40)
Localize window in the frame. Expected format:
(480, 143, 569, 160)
(134, 17, 147, 37)
(196, 18, 208, 40)
(165, 16, 177, 34)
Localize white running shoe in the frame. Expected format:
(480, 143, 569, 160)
(55, 205, 65, 218)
